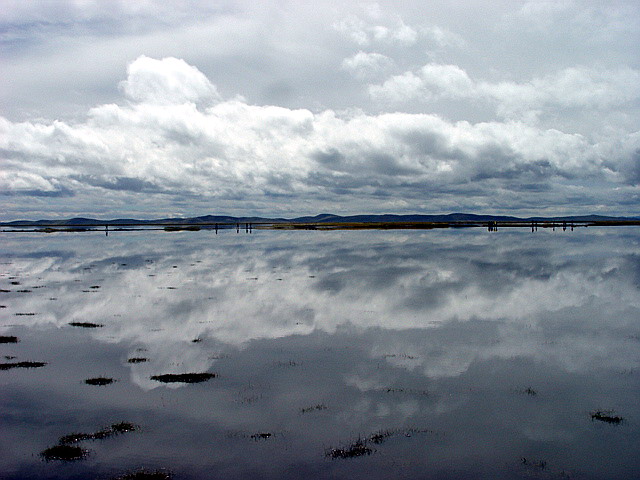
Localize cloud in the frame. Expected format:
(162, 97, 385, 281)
(341, 51, 392, 79)
(333, 15, 418, 46)
(120, 56, 221, 105)
(0, 56, 638, 219)
(369, 63, 640, 118)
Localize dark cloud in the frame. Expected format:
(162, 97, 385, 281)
(71, 175, 167, 194)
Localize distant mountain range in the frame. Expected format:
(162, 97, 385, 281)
(2, 213, 639, 227)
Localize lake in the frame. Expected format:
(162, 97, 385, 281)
(1, 227, 639, 479)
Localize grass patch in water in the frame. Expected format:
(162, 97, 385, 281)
(0, 361, 47, 370)
(127, 357, 149, 364)
(300, 403, 328, 414)
(150, 372, 216, 383)
(0, 335, 18, 343)
(112, 469, 173, 479)
(40, 444, 89, 462)
(69, 321, 103, 328)
(59, 422, 138, 444)
(326, 438, 372, 459)
(85, 376, 115, 386)
(591, 410, 624, 424)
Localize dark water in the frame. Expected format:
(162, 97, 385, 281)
(1, 228, 639, 479)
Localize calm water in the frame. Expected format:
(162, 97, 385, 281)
(1, 228, 639, 479)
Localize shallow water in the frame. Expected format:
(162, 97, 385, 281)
(1, 227, 639, 479)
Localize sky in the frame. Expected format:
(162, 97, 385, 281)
(1, 0, 639, 220)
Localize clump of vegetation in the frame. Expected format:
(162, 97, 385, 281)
(59, 422, 138, 444)
(591, 410, 624, 424)
(0, 361, 47, 370)
(69, 321, 104, 328)
(150, 372, 216, 383)
(326, 428, 435, 459)
(326, 438, 372, 459)
(516, 387, 537, 396)
(42, 422, 138, 463)
(127, 357, 149, 364)
(383, 353, 418, 359)
(112, 469, 173, 479)
(275, 360, 301, 367)
(368, 430, 393, 444)
(300, 403, 328, 414)
(15, 312, 37, 316)
(85, 377, 115, 386)
(250, 432, 272, 441)
(384, 387, 429, 396)
(41, 444, 89, 462)
(0, 335, 18, 343)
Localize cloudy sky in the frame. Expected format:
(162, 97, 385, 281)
(1, 0, 639, 220)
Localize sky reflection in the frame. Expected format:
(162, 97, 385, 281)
(1, 228, 639, 479)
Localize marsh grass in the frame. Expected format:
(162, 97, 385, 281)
(150, 372, 216, 383)
(85, 377, 115, 386)
(59, 422, 138, 444)
(41, 422, 138, 463)
(300, 403, 328, 414)
(69, 321, 104, 328)
(112, 469, 173, 479)
(0, 335, 18, 343)
(326, 438, 373, 459)
(127, 357, 149, 364)
(0, 361, 47, 370)
(40, 444, 89, 462)
(326, 428, 435, 459)
(591, 410, 624, 424)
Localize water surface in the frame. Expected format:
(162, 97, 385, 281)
(1, 228, 639, 479)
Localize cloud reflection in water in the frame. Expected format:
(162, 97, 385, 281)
(1, 228, 639, 478)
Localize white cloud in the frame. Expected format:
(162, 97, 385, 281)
(1, 56, 638, 218)
(369, 63, 640, 120)
(119, 56, 221, 105)
(341, 51, 392, 79)
(333, 14, 418, 46)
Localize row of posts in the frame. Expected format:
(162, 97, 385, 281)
(487, 221, 575, 232)
(104, 223, 254, 235)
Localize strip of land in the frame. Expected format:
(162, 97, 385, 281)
(1, 213, 638, 232)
